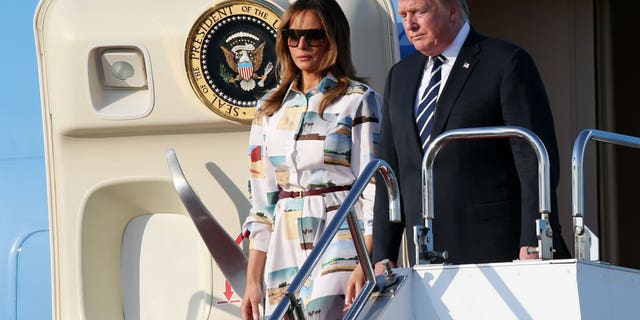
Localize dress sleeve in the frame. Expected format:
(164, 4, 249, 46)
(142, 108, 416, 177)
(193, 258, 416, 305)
(242, 114, 280, 253)
(351, 88, 382, 236)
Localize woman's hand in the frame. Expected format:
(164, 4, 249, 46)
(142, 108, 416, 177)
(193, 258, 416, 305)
(344, 264, 365, 311)
(241, 282, 263, 320)
(242, 249, 267, 320)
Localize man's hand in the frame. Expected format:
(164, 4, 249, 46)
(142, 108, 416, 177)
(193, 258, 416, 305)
(519, 246, 539, 260)
(374, 259, 396, 275)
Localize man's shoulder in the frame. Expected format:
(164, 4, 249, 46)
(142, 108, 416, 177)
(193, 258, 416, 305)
(469, 29, 529, 57)
(481, 35, 521, 51)
(391, 52, 426, 73)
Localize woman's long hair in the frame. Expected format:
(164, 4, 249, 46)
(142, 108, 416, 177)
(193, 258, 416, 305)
(257, 0, 364, 118)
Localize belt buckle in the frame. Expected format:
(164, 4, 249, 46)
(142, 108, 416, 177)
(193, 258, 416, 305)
(294, 190, 303, 198)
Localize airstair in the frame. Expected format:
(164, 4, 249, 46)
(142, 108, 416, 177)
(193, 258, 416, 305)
(168, 127, 640, 319)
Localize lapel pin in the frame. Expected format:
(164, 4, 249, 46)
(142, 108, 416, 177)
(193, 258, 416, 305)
(463, 62, 470, 69)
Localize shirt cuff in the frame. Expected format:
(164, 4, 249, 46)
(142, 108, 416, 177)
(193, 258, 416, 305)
(247, 222, 271, 252)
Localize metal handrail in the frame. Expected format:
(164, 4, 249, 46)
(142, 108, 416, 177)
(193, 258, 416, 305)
(271, 159, 401, 319)
(166, 149, 248, 296)
(572, 129, 640, 259)
(9, 228, 49, 320)
(421, 126, 553, 260)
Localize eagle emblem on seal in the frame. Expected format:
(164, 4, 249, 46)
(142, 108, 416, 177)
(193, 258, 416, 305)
(220, 32, 274, 91)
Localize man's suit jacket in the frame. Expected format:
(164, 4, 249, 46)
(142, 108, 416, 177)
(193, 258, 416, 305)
(372, 28, 569, 265)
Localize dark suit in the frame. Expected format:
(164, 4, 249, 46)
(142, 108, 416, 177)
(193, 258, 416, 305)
(372, 28, 569, 265)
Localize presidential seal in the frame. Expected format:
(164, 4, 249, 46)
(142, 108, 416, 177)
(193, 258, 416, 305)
(186, 0, 282, 124)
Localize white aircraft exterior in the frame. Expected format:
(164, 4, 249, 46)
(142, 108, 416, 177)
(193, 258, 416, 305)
(2, 0, 640, 319)
(2, 0, 402, 318)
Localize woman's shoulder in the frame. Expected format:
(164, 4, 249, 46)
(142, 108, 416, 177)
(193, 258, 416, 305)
(342, 80, 382, 115)
(345, 80, 379, 97)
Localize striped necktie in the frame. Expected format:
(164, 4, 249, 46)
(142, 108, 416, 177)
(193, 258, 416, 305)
(415, 55, 446, 152)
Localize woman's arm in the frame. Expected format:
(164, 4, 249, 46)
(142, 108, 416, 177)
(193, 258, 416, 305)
(241, 249, 267, 320)
(344, 87, 382, 310)
(344, 235, 373, 311)
(241, 114, 279, 318)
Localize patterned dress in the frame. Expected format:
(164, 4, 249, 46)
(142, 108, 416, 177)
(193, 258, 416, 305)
(243, 74, 381, 319)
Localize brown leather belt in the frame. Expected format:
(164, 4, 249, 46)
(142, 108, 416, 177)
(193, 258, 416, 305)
(278, 185, 352, 199)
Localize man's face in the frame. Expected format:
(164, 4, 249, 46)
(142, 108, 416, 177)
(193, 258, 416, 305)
(397, 0, 458, 56)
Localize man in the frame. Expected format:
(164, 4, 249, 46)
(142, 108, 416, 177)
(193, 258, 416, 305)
(372, 0, 569, 268)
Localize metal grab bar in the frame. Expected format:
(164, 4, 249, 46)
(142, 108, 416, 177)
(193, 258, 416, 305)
(271, 159, 401, 319)
(572, 129, 640, 260)
(420, 126, 553, 261)
(166, 149, 248, 296)
(9, 228, 49, 320)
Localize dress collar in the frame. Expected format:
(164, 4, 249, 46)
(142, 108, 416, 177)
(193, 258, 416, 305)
(288, 72, 338, 95)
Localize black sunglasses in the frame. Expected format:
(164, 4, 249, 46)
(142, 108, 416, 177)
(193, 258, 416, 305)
(281, 29, 326, 47)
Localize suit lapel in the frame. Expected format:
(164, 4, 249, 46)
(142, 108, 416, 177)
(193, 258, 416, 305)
(432, 30, 481, 137)
(397, 54, 428, 153)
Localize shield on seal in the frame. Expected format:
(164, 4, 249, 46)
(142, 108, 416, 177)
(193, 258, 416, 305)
(238, 60, 253, 81)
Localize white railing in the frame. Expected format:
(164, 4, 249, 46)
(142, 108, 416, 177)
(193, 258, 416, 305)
(419, 126, 554, 262)
(571, 129, 640, 260)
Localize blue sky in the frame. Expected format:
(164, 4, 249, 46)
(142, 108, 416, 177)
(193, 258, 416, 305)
(0, 1, 50, 318)
(0, 0, 43, 159)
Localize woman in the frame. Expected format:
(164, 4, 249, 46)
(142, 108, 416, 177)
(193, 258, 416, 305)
(240, 0, 381, 319)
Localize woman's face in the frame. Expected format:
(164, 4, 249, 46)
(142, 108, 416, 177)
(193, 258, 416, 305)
(286, 10, 330, 75)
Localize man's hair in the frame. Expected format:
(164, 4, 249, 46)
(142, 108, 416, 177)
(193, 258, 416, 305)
(440, 0, 469, 21)
(459, 0, 470, 21)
